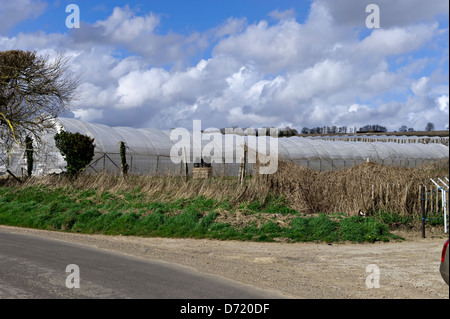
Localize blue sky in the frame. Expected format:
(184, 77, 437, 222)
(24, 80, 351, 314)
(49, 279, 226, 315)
(7, 1, 312, 35)
(0, 0, 448, 131)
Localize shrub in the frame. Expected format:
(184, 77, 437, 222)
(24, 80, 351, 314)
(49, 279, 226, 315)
(54, 131, 95, 177)
(119, 141, 129, 176)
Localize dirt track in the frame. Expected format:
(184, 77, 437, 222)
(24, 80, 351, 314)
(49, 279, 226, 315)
(0, 225, 448, 299)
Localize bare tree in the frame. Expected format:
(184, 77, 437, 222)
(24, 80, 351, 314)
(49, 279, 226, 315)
(425, 122, 435, 132)
(301, 127, 310, 134)
(0, 50, 79, 147)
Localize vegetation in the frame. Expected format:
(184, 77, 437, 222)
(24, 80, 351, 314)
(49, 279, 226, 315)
(0, 185, 404, 243)
(120, 141, 129, 176)
(54, 131, 95, 177)
(0, 50, 79, 147)
(0, 159, 447, 243)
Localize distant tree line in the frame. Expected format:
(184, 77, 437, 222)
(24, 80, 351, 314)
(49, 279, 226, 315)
(217, 121, 439, 137)
(357, 124, 387, 133)
(219, 126, 298, 137)
(399, 122, 436, 132)
(300, 125, 355, 135)
(301, 122, 437, 134)
(300, 124, 387, 135)
(398, 125, 415, 133)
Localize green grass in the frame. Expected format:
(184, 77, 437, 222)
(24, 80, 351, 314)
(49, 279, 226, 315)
(0, 185, 405, 243)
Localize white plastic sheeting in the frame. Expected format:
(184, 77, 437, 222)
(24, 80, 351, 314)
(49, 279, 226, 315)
(1, 117, 449, 177)
(279, 136, 448, 171)
(0, 121, 64, 176)
(310, 134, 449, 146)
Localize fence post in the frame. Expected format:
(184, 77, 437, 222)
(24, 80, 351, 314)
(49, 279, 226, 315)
(430, 184, 434, 214)
(156, 155, 159, 175)
(238, 144, 247, 185)
(6, 169, 22, 184)
(421, 185, 426, 238)
(183, 147, 188, 181)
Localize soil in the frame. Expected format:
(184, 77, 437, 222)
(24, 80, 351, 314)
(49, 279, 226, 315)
(0, 225, 448, 299)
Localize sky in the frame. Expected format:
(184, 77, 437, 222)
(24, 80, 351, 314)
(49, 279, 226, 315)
(0, 0, 448, 132)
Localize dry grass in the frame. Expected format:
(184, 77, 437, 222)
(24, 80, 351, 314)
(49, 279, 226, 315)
(256, 159, 449, 216)
(6, 173, 263, 206)
(2, 158, 448, 217)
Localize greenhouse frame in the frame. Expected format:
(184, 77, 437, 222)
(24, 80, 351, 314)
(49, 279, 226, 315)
(1, 117, 449, 177)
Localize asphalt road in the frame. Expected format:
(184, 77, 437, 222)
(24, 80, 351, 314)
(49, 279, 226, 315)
(0, 230, 284, 299)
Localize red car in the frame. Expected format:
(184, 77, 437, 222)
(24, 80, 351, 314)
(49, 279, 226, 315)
(440, 239, 449, 285)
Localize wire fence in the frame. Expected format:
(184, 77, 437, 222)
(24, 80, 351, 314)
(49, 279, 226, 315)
(81, 151, 448, 177)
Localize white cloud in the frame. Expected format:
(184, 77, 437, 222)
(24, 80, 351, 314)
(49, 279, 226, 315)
(1, 1, 447, 131)
(212, 17, 247, 38)
(72, 108, 103, 122)
(94, 6, 160, 43)
(436, 95, 449, 113)
(275, 60, 352, 102)
(116, 68, 170, 108)
(227, 107, 278, 125)
(70, 6, 206, 67)
(315, 0, 448, 28)
(0, 0, 47, 35)
(357, 24, 437, 57)
(268, 9, 297, 21)
(411, 77, 430, 97)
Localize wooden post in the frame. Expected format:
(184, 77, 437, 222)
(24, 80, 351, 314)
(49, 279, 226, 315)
(242, 144, 247, 182)
(156, 155, 159, 175)
(417, 185, 421, 215)
(386, 184, 389, 204)
(404, 184, 409, 211)
(238, 143, 247, 185)
(183, 147, 188, 181)
(421, 186, 426, 238)
(6, 169, 22, 184)
(239, 156, 244, 185)
(380, 184, 383, 205)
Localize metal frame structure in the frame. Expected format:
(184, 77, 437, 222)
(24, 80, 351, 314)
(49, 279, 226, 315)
(430, 177, 449, 233)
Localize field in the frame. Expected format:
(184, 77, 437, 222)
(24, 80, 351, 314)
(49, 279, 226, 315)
(1, 159, 448, 243)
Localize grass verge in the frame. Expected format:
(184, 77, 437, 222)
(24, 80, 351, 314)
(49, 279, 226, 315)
(0, 185, 411, 243)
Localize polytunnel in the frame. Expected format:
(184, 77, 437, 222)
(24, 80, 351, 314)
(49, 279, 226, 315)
(0, 117, 448, 177)
(310, 134, 449, 146)
(277, 136, 448, 171)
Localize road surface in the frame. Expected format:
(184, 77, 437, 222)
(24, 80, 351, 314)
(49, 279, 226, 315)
(0, 230, 285, 299)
